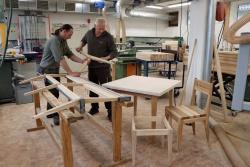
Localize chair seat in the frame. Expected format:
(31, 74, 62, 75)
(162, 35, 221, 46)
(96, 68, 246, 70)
(166, 105, 207, 120)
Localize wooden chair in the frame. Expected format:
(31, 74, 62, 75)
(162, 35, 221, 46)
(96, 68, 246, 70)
(165, 78, 213, 151)
(131, 116, 173, 166)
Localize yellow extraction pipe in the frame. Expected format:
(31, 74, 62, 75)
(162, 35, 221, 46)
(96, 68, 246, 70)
(0, 23, 7, 49)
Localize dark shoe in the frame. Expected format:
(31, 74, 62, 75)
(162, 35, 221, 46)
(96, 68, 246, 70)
(46, 113, 57, 118)
(89, 108, 99, 115)
(107, 110, 112, 122)
(53, 114, 60, 126)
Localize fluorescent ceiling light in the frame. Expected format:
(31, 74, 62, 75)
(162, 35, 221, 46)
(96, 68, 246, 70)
(239, 4, 250, 11)
(130, 11, 157, 17)
(146, 5, 163, 10)
(168, 2, 191, 8)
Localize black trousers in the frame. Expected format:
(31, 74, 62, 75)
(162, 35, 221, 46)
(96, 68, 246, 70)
(38, 66, 60, 111)
(88, 67, 112, 111)
(45, 77, 60, 110)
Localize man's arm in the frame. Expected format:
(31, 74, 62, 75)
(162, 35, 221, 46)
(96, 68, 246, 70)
(69, 55, 87, 63)
(76, 42, 86, 52)
(76, 33, 88, 52)
(60, 58, 81, 77)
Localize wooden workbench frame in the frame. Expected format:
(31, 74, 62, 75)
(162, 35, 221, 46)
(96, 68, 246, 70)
(21, 74, 131, 167)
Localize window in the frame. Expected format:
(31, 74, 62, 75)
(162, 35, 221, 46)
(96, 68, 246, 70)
(237, 3, 250, 19)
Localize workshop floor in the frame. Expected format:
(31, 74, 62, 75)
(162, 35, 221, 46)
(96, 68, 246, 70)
(0, 94, 233, 167)
(0, 63, 244, 167)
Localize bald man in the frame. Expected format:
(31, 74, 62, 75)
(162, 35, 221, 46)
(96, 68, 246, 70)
(76, 18, 118, 121)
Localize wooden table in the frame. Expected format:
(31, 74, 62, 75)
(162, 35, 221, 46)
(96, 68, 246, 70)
(103, 76, 181, 125)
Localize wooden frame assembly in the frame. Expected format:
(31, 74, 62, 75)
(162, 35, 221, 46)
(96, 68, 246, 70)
(21, 74, 131, 167)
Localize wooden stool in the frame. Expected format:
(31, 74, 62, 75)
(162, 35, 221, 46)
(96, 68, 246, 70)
(131, 116, 173, 166)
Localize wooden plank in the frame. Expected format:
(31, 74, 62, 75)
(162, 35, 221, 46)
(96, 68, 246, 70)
(113, 102, 122, 162)
(66, 75, 124, 99)
(151, 96, 158, 129)
(136, 51, 175, 61)
(177, 106, 201, 117)
(42, 91, 82, 122)
(134, 116, 163, 122)
(213, 42, 229, 122)
(84, 97, 118, 103)
(136, 129, 171, 136)
(60, 118, 74, 167)
(33, 100, 79, 119)
(80, 51, 114, 65)
(25, 83, 59, 96)
(46, 75, 80, 100)
(32, 84, 43, 127)
(62, 83, 83, 87)
(179, 39, 197, 105)
(19, 75, 45, 84)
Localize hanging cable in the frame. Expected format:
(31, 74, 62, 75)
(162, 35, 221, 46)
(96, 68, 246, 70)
(0, 0, 13, 67)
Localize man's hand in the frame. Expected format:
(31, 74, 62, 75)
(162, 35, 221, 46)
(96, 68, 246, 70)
(97, 56, 111, 63)
(69, 72, 81, 77)
(86, 58, 91, 65)
(75, 47, 82, 53)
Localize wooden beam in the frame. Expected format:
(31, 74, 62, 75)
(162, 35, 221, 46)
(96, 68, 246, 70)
(84, 97, 118, 103)
(112, 102, 122, 162)
(33, 99, 79, 119)
(46, 75, 80, 100)
(66, 76, 123, 99)
(32, 84, 43, 127)
(62, 83, 83, 87)
(60, 118, 74, 167)
(24, 83, 59, 96)
(19, 75, 45, 84)
(213, 42, 229, 122)
(179, 39, 197, 105)
(80, 51, 114, 65)
(42, 91, 83, 122)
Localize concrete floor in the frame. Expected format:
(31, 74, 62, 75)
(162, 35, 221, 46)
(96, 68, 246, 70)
(0, 92, 233, 167)
(0, 63, 241, 167)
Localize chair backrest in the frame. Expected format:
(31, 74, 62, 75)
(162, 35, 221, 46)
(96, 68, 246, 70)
(190, 78, 213, 115)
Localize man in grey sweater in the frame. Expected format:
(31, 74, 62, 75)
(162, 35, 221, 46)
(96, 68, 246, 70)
(76, 18, 118, 121)
(39, 24, 87, 125)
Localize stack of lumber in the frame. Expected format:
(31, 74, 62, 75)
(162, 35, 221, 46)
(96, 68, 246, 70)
(212, 51, 250, 75)
(136, 51, 175, 61)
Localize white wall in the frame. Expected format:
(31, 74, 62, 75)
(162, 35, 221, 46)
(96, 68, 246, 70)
(164, 7, 189, 43)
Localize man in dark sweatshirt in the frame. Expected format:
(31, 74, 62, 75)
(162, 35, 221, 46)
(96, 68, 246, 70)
(76, 18, 118, 121)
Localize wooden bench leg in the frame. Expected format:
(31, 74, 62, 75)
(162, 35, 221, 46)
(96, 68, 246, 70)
(60, 118, 73, 167)
(132, 131, 137, 167)
(204, 119, 209, 144)
(168, 131, 173, 164)
(113, 102, 122, 162)
(177, 120, 183, 151)
(134, 96, 137, 116)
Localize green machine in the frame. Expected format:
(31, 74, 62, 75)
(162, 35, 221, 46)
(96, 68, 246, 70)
(116, 48, 137, 79)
